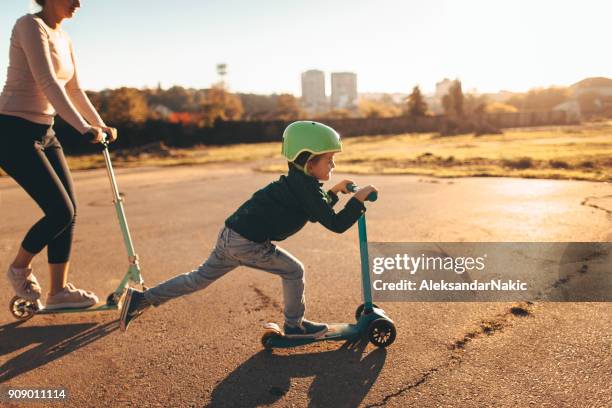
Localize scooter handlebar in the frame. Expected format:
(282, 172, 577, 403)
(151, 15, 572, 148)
(347, 183, 378, 202)
(85, 129, 111, 148)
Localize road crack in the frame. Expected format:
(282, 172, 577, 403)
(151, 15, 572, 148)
(365, 302, 534, 407)
(364, 365, 451, 408)
(246, 284, 281, 312)
(581, 195, 612, 217)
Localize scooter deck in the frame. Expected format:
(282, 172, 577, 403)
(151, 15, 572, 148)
(320, 323, 360, 340)
(263, 322, 361, 348)
(262, 308, 392, 349)
(36, 304, 118, 314)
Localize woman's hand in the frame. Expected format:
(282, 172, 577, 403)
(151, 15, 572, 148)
(330, 179, 355, 194)
(353, 185, 378, 203)
(85, 126, 106, 144)
(101, 126, 118, 143)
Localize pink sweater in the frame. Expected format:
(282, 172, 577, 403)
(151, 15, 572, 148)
(0, 14, 105, 134)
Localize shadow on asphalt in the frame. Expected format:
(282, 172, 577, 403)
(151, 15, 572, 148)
(208, 337, 386, 408)
(0, 320, 118, 382)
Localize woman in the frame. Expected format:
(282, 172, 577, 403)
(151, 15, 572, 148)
(0, 0, 117, 309)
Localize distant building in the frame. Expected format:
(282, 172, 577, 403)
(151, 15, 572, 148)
(331, 72, 358, 110)
(553, 100, 581, 121)
(427, 78, 456, 114)
(301, 70, 326, 114)
(570, 77, 612, 98)
(435, 78, 454, 99)
(565, 77, 612, 118)
(151, 104, 173, 120)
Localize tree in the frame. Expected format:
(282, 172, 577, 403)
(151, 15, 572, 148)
(238, 93, 278, 120)
(507, 87, 570, 111)
(99, 87, 148, 125)
(442, 80, 464, 117)
(485, 102, 518, 113)
(318, 108, 353, 119)
(199, 85, 244, 127)
(406, 86, 428, 117)
(160, 86, 195, 112)
(272, 94, 302, 120)
(463, 94, 488, 117)
(358, 97, 401, 118)
(359, 99, 385, 118)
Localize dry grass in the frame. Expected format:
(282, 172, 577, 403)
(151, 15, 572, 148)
(3, 141, 280, 174)
(1, 121, 611, 182)
(260, 121, 612, 182)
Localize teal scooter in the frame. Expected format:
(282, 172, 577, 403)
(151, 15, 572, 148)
(9, 137, 145, 320)
(261, 184, 396, 349)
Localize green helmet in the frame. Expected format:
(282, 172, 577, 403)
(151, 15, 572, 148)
(281, 121, 342, 162)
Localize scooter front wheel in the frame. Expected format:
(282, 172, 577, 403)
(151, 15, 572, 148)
(9, 296, 39, 320)
(355, 303, 380, 321)
(368, 319, 396, 348)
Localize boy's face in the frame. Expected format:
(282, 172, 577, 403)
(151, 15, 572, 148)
(308, 152, 336, 181)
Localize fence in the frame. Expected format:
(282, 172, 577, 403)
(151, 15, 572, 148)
(55, 111, 572, 154)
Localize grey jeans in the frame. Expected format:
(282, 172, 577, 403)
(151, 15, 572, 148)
(144, 226, 305, 325)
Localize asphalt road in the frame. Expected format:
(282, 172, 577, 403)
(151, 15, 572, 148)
(1, 163, 611, 407)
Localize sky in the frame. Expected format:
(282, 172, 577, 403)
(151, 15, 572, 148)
(0, 0, 610, 95)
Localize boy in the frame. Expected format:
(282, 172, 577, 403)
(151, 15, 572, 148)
(120, 121, 377, 338)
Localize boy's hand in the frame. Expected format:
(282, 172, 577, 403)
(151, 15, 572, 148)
(330, 179, 355, 194)
(353, 185, 378, 203)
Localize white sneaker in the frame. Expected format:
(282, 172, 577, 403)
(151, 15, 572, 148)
(6, 265, 42, 301)
(45, 283, 98, 310)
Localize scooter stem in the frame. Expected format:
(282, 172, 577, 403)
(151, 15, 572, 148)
(101, 143, 143, 286)
(347, 183, 376, 311)
(358, 214, 374, 312)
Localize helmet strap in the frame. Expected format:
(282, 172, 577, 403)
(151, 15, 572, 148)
(291, 151, 314, 177)
(291, 161, 311, 176)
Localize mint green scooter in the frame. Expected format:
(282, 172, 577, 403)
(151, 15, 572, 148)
(9, 137, 145, 320)
(261, 184, 396, 349)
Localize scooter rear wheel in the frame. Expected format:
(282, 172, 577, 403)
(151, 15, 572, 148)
(355, 303, 380, 321)
(9, 296, 38, 321)
(368, 319, 396, 348)
(261, 331, 280, 350)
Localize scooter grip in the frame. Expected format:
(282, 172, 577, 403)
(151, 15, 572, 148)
(346, 183, 378, 202)
(85, 129, 110, 147)
(101, 132, 110, 147)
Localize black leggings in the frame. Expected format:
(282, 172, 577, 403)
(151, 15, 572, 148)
(0, 114, 77, 264)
